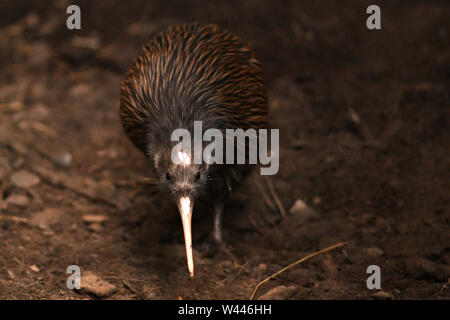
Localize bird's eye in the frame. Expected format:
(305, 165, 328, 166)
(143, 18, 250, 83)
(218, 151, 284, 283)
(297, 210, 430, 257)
(194, 172, 201, 181)
(165, 172, 172, 181)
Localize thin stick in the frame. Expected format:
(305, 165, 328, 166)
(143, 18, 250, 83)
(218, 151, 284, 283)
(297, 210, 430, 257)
(254, 176, 276, 211)
(0, 171, 10, 210)
(264, 176, 287, 218)
(122, 280, 147, 300)
(0, 215, 28, 224)
(250, 241, 348, 300)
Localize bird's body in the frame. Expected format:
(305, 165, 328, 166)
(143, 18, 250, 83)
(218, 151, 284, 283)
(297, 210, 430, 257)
(119, 23, 268, 276)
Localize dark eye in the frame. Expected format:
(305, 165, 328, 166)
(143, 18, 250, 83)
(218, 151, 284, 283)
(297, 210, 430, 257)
(165, 172, 172, 181)
(194, 172, 201, 181)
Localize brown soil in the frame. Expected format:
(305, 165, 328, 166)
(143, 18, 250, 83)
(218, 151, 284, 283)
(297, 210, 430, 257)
(0, 0, 448, 299)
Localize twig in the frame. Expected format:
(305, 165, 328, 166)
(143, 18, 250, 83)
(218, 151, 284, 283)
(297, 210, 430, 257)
(348, 108, 375, 142)
(0, 215, 29, 224)
(250, 241, 348, 300)
(0, 171, 10, 210)
(122, 280, 147, 299)
(264, 176, 286, 218)
(254, 176, 276, 211)
(219, 261, 249, 285)
(17, 120, 57, 138)
(104, 275, 149, 283)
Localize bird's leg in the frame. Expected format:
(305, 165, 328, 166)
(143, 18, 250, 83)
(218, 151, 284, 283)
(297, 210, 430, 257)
(200, 201, 238, 264)
(213, 202, 224, 243)
(213, 202, 239, 265)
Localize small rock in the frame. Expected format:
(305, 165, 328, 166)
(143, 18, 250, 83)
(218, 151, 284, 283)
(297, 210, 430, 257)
(0, 101, 23, 113)
(363, 247, 384, 257)
(290, 199, 307, 212)
(24, 12, 40, 27)
(69, 84, 91, 97)
(80, 272, 117, 298)
(82, 214, 108, 224)
(51, 151, 72, 167)
(5, 194, 29, 207)
(313, 195, 321, 205)
(30, 265, 40, 272)
(7, 269, 15, 279)
(372, 291, 394, 300)
(97, 149, 118, 159)
(29, 42, 52, 66)
(289, 199, 317, 219)
(71, 36, 100, 50)
(87, 223, 102, 232)
(10, 170, 40, 188)
(405, 258, 450, 282)
(27, 103, 49, 120)
(256, 263, 268, 275)
(258, 285, 297, 300)
(30, 208, 63, 229)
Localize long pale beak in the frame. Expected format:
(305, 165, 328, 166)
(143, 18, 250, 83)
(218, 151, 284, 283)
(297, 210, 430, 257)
(178, 196, 194, 277)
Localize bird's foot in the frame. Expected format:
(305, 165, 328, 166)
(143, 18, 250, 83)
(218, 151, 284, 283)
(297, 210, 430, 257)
(199, 234, 238, 265)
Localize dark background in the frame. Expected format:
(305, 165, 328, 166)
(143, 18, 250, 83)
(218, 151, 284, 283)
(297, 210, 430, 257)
(0, 0, 448, 299)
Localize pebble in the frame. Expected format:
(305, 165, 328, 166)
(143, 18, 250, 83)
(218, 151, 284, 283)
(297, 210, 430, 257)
(10, 170, 40, 188)
(363, 247, 384, 257)
(290, 199, 307, 212)
(313, 195, 321, 205)
(82, 214, 108, 224)
(87, 223, 102, 232)
(71, 36, 100, 50)
(30, 208, 63, 229)
(289, 199, 317, 219)
(0, 101, 23, 113)
(30, 265, 40, 272)
(27, 103, 49, 120)
(5, 194, 29, 207)
(255, 263, 268, 275)
(372, 291, 394, 300)
(80, 272, 117, 298)
(69, 84, 91, 97)
(405, 258, 450, 282)
(51, 151, 72, 167)
(7, 269, 15, 279)
(257, 285, 297, 300)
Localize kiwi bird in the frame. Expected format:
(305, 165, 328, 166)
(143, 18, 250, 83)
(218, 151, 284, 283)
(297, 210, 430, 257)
(119, 23, 268, 277)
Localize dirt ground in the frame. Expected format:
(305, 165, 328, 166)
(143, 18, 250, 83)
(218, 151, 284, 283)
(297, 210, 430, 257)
(0, 0, 449, 299)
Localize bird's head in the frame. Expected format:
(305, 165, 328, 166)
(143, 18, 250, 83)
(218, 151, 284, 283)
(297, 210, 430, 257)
(151, 144, 211, 277)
